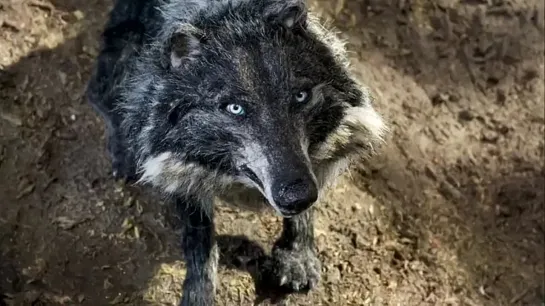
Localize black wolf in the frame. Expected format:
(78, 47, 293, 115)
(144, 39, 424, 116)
(86, 0, 387, 304)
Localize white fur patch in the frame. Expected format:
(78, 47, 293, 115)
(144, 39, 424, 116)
(304, 12, 388, 163)
(137, 152, 233, 199)
(344, 104, 387, 144)
(139, 152, 172, 184)
(312, 97, 388, 162)
(236, 144, 277, 208)
(313, 158, 349, 190)
(306, 14, 350, 69)
(207, 243, 219, 293)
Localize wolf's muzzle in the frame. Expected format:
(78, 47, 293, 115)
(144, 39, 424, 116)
(272, 175, 318, 216)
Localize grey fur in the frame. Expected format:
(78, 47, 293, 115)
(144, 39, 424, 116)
(85, 0, 387, 305)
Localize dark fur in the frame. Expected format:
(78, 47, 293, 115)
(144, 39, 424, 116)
(86, 0, 386, 305)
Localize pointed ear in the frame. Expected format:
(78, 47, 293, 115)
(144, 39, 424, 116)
(168, 26, 203, 69)
(263, 0, 307, 29)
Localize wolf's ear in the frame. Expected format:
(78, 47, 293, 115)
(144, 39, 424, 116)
(168, 26, 203, 69)
(263, 0, 307, 29)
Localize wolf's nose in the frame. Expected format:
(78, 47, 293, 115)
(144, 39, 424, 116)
(273, 178, 318, 216)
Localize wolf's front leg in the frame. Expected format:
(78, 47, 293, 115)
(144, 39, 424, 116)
(176, 197, 218, 306)
(271, 208, 321, 292)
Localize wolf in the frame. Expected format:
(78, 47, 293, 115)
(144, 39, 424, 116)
(85, 0, 387, 305)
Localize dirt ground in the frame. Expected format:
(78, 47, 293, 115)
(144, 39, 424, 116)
(0, 0, 543, 305)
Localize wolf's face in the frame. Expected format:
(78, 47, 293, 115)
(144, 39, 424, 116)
(134, 0, 386, 216)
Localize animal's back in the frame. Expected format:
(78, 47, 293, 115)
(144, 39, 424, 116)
(85, 0, 167, 180)
(86, 0, 161, 113)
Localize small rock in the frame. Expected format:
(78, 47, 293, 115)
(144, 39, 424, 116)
(103, 278, 113, 290)
(82, 45, 98, 57)
(16, 182, 35, 199)
(57, 71, 67, 86)
(481, 130, 499, 143)
(53, 217, 78, 230)
(55, 129, 77, 140)
(325, 267, 341, 284)
(495, 204, 510, 217)
(77, 294, 85, 303)
(123, 196, 135, 207)
(73, 10, 85, 20)
(0, 112, 22, 126)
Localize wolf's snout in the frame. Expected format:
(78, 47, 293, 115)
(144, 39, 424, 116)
(272, 177, 318, 216)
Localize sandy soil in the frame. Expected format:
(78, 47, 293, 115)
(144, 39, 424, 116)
(0, 0, 544, 305)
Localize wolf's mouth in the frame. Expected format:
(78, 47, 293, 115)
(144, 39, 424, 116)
(239, 164, 264, 190)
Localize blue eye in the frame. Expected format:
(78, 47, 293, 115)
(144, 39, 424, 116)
(294, 90, 310, 103)
(226, 103, 245, 115)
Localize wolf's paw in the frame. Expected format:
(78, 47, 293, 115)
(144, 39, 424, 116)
(270, 246, 321, 292)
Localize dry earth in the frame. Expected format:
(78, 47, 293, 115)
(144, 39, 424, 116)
(0, 0, 544, 305)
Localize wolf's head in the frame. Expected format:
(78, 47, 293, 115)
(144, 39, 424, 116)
(127, 0, 387, 217)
